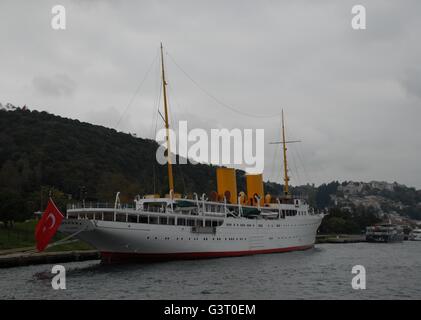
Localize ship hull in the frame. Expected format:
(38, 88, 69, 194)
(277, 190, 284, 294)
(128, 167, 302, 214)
(100, 245, 314, 263)
(60, 215, 322, 264)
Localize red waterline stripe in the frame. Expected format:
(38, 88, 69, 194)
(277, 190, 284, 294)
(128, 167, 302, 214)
(100, 245, 314, 263)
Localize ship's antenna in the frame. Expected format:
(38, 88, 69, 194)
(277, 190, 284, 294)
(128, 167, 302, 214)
(160, 43, 175, 195)
(281, 110, 289, 196)
(270, 111, 301, 197)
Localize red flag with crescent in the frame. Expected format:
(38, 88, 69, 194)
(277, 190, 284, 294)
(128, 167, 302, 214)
(35, 198, 64, 252)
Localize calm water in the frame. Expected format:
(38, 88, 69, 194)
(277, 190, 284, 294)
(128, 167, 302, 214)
(1, 242, 420, 299)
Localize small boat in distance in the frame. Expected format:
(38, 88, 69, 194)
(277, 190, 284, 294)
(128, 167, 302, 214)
(410, 229, 421, 241)
(59, 44, 325, 263)
(366, 224, 404, 243)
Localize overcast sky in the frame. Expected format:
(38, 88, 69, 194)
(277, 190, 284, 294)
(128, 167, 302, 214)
(1, 0, 420, 188)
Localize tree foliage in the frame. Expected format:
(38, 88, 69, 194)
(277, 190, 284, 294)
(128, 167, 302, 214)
(0, 109, 259, 224)
(1, 108, 420, 228)
(319, 206, 381, 234)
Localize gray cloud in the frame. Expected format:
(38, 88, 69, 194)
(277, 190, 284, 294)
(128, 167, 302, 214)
(401, 67, 421, 100)
(1, 0, 420, 188)
(32, 74, 76, 97)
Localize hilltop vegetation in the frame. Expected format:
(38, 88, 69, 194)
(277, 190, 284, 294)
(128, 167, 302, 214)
(0, 107, 230, 226)
(0, 106, 420, 233)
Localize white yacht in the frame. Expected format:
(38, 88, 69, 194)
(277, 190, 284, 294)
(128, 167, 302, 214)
(59, 44, 324, 263)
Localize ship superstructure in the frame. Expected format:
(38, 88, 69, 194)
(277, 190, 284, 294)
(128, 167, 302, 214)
(59, 44, 324, 263)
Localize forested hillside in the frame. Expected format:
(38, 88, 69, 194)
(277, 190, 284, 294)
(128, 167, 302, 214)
(1, 107, 419, 231)
(0, 108, 254, 225)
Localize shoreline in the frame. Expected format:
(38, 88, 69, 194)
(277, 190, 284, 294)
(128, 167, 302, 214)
(0, 250, 100, 268)
(316, 234, 366, 244)
(0, 235, 368, 268)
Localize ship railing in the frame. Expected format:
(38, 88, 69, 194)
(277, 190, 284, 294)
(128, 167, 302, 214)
(143, 206, 167, 213)
(67, 202, 135, 210)
(66, 208, 225, 226)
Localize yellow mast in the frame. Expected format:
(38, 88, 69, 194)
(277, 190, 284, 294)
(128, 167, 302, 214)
(160, 43, 174, 195)
(281, 110, 289, 196)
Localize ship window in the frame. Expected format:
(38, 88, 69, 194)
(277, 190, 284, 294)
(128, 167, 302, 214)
(205, 220, 212, 227)
(139, 216, 148, 224)
(187, 219, 195, 226)
(103, 212, 114, 221)
(168, 217, 175, 225)
(212, 220, 219, 227)
(177, 218, 186, 226)
(116, 213, 126, 222)
(128, 215, 138, 223)
(159, 217, 167, 225)
(149, 216, 158, 224)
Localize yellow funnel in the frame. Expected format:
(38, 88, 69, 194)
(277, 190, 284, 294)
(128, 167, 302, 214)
(246, 174, 264, 206)
(216, 168, 237, 204)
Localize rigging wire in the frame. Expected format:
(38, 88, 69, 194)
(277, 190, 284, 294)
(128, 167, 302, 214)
(290, 146, 302, 186)
(149, 56, 162, 139)
(151, 62, 161, 195)
(153, 82, 162, 140)
(269, 142, 279, 184)
(115, 49, 159, 130)
(166, 84, 179, 137)
(286, 123, 313, 186)
(295, 143, 312, 185)
(269, 124, 282, 185)
(166, 51, 284, 119)
(166, 79, 190, 194)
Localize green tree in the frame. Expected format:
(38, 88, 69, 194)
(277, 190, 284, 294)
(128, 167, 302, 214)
(0, 191, 25, 228)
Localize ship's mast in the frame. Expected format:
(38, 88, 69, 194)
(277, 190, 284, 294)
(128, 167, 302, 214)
(281, 110, 289, 196)
(160, 43, 174, 195)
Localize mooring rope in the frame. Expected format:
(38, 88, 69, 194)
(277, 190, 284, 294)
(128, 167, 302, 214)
(20, 225, 89, 255)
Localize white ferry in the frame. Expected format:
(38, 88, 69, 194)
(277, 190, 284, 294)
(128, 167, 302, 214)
(59, 44, 324, 263)
(410, 229, 421, 241)
(366, 224, 405, 243)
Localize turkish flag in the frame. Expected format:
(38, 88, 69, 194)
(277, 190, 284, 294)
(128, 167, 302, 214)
(35, 198, 64, 252)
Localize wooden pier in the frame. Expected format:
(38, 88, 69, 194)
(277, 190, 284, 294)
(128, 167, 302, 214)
(316, 234, 366, 244)
(0, 250, 100, 268)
